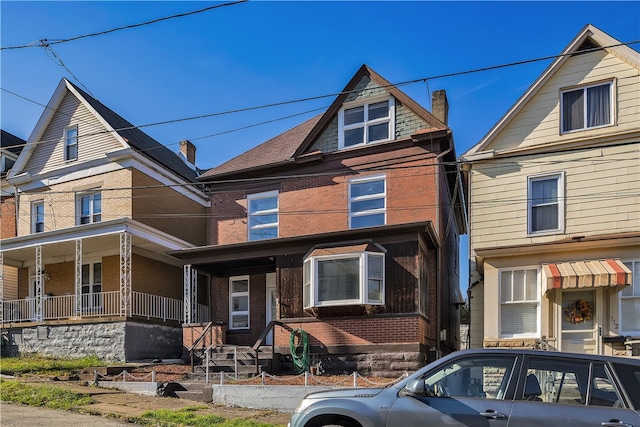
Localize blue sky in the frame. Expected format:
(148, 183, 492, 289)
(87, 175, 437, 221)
(2, 1, 639, 295)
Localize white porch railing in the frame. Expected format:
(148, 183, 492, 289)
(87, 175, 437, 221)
(1, 291, 207, 324)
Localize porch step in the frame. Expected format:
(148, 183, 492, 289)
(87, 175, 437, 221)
(191, 345, 274, 378)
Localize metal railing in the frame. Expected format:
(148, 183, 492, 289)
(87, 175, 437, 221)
(1, 291, 206, 324)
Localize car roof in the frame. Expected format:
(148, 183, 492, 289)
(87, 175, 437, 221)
(448, 348, 640, 366)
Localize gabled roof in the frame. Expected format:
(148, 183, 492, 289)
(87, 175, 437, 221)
(12, 78, 198, 183)
(1, 130, 26, 156)
(199, 64, 448, 181)
(463, 24, 640, 159)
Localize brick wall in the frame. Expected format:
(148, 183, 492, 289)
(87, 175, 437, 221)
(1, 195, 17, 238)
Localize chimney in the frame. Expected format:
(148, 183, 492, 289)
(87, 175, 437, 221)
(179, 140, 196, 165)
(432, 90, 449, 125)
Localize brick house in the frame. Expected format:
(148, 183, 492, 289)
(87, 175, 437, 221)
(462, 25, 638, 356)
(172, 65, 466, 376)
(0, 79, 210, 361)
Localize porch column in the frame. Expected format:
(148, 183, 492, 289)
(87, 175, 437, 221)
(34, 244, 43, 321)
(119, 232, 132, 317)
(183, 264, 197, 323)
(75, 239, 82, 317)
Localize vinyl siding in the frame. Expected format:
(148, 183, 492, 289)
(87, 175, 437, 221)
(24, 92, 124, 176)
(470, 143, 640, 250)
(488, 50, 640, 152)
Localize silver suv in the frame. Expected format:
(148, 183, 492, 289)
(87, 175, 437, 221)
(288, 348, 640, 427)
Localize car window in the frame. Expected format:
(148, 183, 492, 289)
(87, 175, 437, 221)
(420, 356, 516, 399)
(612, 363, 640, 408)
(589, 364, 623, 407)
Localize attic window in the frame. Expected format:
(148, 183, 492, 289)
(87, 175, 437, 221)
(561, 81, 613, 133)
(64, 125, 78, 161)
(338, 97, 395, 149)
(574, 38, 601, 55)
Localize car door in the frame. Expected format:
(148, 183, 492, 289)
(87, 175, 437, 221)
(508, 356, 640, 427)
(387, 354, 519, 427)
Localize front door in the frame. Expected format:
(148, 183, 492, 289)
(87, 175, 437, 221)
(560, 289, 599, 354)
(265, 273, 276, 345)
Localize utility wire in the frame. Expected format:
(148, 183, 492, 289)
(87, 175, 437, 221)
(0, 1, 248, 51)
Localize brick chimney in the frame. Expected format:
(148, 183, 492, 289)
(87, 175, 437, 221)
(432, 90, 449, 125)
(179, 140, 196, 165)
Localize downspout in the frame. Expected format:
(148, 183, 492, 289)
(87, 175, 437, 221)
(14, 185, 19, 236)
(434, 135, 453, 358)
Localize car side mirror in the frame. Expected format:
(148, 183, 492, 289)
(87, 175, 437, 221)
(404, 379, 426, 396)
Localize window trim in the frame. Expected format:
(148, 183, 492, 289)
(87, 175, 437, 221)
(31, 200, 45, 233)
(338, 96, 395, 149)
(620, 259, 640, 336)
(498, 266, 540, 339)
(247, 190, 278, 241)
(64, 125, 78, 161)
(560, 80, 614, 134)
(229, 275, 250, 330)
(348, 174, 386, 229)
(77, 190, 102, 225)
(81, 261, 102, 310)
(527, 172, 565, 236)
(303, 251, 385, 309)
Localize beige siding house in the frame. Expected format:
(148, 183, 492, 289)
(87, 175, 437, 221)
(1, 79, 210, 361)
(462, 24, 639, 357)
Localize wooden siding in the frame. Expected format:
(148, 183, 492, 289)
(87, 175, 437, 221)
(487, 50, 640, 152)
(25, 92, 124, 176)
(469, 143, 640, 250)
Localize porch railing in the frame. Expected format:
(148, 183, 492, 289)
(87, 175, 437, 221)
(1, 291, 209, 324)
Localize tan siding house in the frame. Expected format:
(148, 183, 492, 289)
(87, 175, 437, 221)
(1, 79, 210, 361)
(463, 24, 639, 356)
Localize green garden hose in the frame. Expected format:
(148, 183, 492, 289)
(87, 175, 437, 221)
(289, 328, 310, 373)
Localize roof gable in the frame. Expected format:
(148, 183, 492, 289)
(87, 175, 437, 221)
(10, 79, 198, 183)
(200, 65, 448, 180)
(464, 24, 640, 159)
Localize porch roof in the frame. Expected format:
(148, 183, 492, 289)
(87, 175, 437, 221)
(542, 259, 632, 291)
(0, 218, 194, 267)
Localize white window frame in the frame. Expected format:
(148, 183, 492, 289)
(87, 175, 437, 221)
(77, 191, 102, 225)
(229, 275, 250, 330)
(31, 200, 45, 233)
(247, 190, 278, 241)
(81, 261, 102, 310)
(349, 174, 386, 229)
(1, 152, 17, 174)
(499, 267, 540, 339)
(560, 80, 614, 134)
(527, 172, 564, 235)
(338, 96, 395, 149)
(64, 125, 78, 161)
(620, 260, 640, 336)
(303, 251, 385, 309)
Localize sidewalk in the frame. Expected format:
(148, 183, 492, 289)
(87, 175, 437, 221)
(7, 378, 292, 426)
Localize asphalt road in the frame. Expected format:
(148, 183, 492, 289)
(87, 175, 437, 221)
(0, 403, 129, 427)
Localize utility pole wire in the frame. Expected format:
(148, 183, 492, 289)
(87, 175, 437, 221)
(0, 0, 248, 51)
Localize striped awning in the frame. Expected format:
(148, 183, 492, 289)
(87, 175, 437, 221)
(542, 259, 632, 291)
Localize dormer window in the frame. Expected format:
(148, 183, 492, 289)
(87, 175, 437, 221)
(338, 97, 395, 149)
(561, 81, 613, 133)
(64, 125, 78, 161)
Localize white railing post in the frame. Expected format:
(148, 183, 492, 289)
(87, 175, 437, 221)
(353, 371, 357, 387)
(184, 265, 192, 324)
(119, 232, 132, 317)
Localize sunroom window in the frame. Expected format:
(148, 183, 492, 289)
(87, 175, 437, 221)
(561, 82, 612, 133)
(303, 249, 385, 309)
(338, 97, 395, 149)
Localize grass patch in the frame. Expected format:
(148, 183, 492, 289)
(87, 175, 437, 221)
(0, 354, 105, 375)
(0, 379, 94, 410)
(137, 407, 284, 427)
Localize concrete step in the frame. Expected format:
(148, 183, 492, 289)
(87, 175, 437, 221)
(159, 381, 212, 402)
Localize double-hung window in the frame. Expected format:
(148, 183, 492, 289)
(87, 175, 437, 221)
(81, 262, 102, 309)
(247, 191, 278, 241)
(78, 191, 102, 225)
(32, 201, 45, 233)
(561, 81, 613, 133)
(499, 268, 539, 338)
(64, 125, 78, 161)
(528, 172, 564, 234)
(229, 276, 249, 329)
(620, 260, 640, 336)
(338, 97, 395, 148)
(303, 250, 385, 309)
(349, 175, 386, 229)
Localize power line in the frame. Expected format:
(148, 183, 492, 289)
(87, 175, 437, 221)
(0, 1, 248, 51)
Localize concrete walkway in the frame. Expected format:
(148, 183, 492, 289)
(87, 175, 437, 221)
(1, 403, 129, 427)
